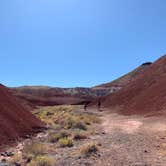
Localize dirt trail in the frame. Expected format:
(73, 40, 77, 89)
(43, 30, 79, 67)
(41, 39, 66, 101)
(97, 110, 166, 166)
(102, 113, 143, 134)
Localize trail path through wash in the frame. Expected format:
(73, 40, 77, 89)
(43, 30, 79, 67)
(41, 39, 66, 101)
(94, 109, 166, 166)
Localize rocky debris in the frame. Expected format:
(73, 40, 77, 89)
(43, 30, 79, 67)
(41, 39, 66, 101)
(1, 151, 14, 157)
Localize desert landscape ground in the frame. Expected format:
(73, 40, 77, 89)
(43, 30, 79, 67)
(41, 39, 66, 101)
(1, 56, 166, 166)
(2, 106, 166, 166)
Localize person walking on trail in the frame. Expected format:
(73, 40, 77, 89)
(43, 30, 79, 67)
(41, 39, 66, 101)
(84, 103, 88, 111)
(98, 100, 101, 110)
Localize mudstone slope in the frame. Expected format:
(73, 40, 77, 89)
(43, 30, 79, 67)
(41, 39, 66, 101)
(0, 84, 44, 148)
(100, 55, 166, 115)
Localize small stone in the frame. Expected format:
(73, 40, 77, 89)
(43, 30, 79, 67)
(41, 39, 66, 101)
(97, 143, 102, 146)
(98, 154, 101, 157)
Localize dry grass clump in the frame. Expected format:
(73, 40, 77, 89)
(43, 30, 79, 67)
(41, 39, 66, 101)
(67, 118, 87, 130)
(9, 153, 22, 165)
(23, 141, 46, 162)
(22, 141, 56, 165)
(73, 130, 88, 140)
(27, 155, 55, 166)
(80, 143, 99, 157)
(58, 137, 73, 148)
(47, 130, 70, 143)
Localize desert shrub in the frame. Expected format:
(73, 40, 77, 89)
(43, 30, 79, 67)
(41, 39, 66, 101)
(72, 121, 87, 130)
(34, 106, 100, 131)
(73, 130, 87, 140)
(67, 118, 87, 130)
(27, 155, 55, 166)
(23, 141, 46, 160)
(47, 130, 69, 143)
(80, 143, 98, 157)
(58, 138, 73, 148)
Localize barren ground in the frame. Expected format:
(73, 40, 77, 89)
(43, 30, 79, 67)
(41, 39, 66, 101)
(95, 109, 166, 166)
(2, 106, 166, 166)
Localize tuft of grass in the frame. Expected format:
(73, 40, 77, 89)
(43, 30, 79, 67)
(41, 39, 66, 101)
(27, 155, 55, 166)
(47, 130, 70, 143)
(73, 130, 87, 140)
(23, 141, 46, 161)
(67, 118, 87, 130)
(80, 143, 99, 157)
(58, 138, 73, 148)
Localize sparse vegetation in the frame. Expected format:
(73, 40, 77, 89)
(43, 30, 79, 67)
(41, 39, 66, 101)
(58, 137, 73, 147)
(23, 141, 46, 161)
(34, 106, 100, 130)
(73, 130, 88, 140)
(9, 153, 22, 165)
(27, 155, 55, 166)
(7, 106, 101, 165)
(67, 119, 87, 130)
(80, 143, 99, 157)
(47, 130, 70, 143)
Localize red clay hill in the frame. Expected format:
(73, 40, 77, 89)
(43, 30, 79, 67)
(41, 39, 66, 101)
(100, 55, 166, 116)
(94, 62, 151, 89)
(0, 84, 44, 148)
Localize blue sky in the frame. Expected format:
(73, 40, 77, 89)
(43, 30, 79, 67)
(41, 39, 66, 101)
(0, 0, 166, 87)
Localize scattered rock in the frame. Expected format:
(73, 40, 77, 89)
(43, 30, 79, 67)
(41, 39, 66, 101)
(1, 151, 14, 157)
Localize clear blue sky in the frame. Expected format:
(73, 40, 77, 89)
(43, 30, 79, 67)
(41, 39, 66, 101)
(0, 0, 166, 87)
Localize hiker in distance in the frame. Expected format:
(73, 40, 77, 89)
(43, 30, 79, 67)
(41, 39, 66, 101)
(84, 103, 88, 111)
(98, 100, 101, 111)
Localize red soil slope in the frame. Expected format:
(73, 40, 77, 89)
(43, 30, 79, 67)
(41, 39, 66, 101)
(94, 62, 151, 89)
(101, 55, 166, 115)
(0, 84, 44, 148)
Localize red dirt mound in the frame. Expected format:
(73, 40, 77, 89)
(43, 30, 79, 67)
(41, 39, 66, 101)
(100, 55, 166, 115)
(0, 84, 44, 148)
